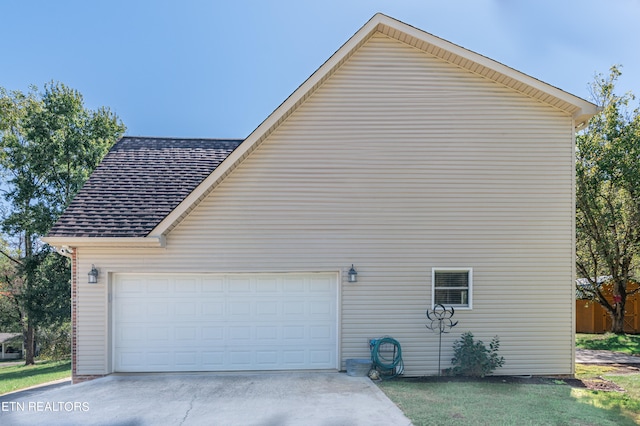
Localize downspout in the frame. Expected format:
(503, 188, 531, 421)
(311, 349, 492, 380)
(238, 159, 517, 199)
(571, 119, 577, 377)
(52, 245, 76, 380)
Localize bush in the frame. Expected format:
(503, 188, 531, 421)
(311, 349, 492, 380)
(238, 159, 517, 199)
(37, 321, 71, 360)
(448, 331, 505, 377)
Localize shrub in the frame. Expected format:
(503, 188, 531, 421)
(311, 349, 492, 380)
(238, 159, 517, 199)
(37, 321, 71, 360)
(448, 331, 505, 377)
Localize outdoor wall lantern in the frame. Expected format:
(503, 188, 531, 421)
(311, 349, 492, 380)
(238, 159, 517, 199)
(348, 264, 358, 283)
(88, 265, 99, 284)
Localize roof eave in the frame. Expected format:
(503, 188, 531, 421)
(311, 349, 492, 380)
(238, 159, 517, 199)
(42, 235, 166, 249)
(574, 106, 603, 131)
(372, 14, 599, 125)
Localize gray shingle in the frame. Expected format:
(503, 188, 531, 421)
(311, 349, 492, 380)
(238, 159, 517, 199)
(47, 137, 243, 238)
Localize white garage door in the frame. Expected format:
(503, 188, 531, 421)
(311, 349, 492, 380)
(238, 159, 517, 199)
(113, 273, 338, 372)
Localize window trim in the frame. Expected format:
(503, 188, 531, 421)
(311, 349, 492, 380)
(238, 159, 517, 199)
(431, 267, 473, 310)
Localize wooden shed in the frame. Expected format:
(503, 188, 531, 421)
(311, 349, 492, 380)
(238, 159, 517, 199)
(576, 281, 640, 334)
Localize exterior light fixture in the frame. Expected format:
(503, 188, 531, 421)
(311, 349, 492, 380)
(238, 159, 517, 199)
(348, 264, 358, 283)
(88, 265, 99, 284)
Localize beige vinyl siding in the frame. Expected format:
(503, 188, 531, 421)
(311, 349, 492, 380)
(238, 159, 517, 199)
(74, 33, 574, 376)
(75, 264, 109, 375)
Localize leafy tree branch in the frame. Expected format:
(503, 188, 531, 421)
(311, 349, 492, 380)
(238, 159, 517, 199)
(576, 65, 640, 333)
(0, 82, 125, 363)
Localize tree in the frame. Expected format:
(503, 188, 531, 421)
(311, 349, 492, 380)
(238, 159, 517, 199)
(0, 238, 21, 332)
(0, 82, 125, 363)
(576, 66, 640, 333)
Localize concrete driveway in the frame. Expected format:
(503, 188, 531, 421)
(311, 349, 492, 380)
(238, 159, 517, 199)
(0, 372, 412, 425)
(576, 349, 640, 364)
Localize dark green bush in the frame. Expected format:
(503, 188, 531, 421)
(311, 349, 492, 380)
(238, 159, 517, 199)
(37, 321, 71, 360)
(448, 331, 505, 377)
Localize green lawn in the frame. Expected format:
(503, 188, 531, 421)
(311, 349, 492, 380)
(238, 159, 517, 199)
(379, 377, 638, 425)
(574, 364, 640, 424)
(0, 360, 71, 395)
(378, 334, 640, 425)
(576, 333, 640, 355)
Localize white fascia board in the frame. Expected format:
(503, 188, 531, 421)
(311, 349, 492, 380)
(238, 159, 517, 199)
(374, 14, 598, 120)
(42, 236, 166, 249)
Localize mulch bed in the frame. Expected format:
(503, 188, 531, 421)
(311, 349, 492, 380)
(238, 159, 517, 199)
(402, 375, 584, 387)
(400, 363, 640, 392)
(579, 363, 640, 392)
(580, 378, 625, 392)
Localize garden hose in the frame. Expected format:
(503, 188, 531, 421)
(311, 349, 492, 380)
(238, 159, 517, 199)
(370, 337, 404, 378)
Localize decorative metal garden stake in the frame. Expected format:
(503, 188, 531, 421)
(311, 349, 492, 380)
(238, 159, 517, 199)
(426, 304, 458, 376)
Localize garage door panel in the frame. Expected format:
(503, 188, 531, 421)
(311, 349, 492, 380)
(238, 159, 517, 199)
(176, 278, 198, 292)
(283, 351, 305, 365)
(114, 273, 337, 372)
(256, 351, 278, 366)
(147, 302, 170, 318)
(119, 327, 143, 344)
(201, 278, 225, 292)
(256, 277, 279, 292)
(202, 327, 224, 340)
(116, 301, 143, 321)
(147, 327, 170, 342)
(148, 279, 171, 292)
(202, 302, 224, 317)
(283, 325, 305, 340)
(175, 327, 197, 342)
(175, 352, 197, 367)
(256, 301, 279, 315)
(283, 278, 305, 292)
(148, 352, 171, 367)
(229, 301, 251, 316)
(229, 326, 251, 341)
(203, 352, 224, 367)
(256, 326, 278, 340)
(118, 351, 144, 369)
(118, 278, 145, 294)
(311, 350, 333, 365)
(310, 325, 333, 339)
(310, 300, 333, 315)
(229, 277, 251, 292)
(310, 278, 333, 292)
(283, 302, 305, 316)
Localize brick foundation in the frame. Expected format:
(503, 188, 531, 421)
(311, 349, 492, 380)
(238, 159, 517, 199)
(71, 249, 78, 380)
(72, 374, 106, 384)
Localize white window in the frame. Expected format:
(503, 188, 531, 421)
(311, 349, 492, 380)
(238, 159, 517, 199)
(432, 268, 472, 309)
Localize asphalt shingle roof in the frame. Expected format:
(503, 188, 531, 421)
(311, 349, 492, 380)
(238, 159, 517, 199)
(47, 137, 243, 238)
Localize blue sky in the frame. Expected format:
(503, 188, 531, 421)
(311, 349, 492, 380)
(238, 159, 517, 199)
(2, 0, 639, 138)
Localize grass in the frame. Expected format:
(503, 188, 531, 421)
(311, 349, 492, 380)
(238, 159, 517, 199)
(576, 333, 640, 355)
(379, 378, 637, 425)
(377, 334, 640, 425)
(574, 364, 640, 423)
(0, 360, 71, 395)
